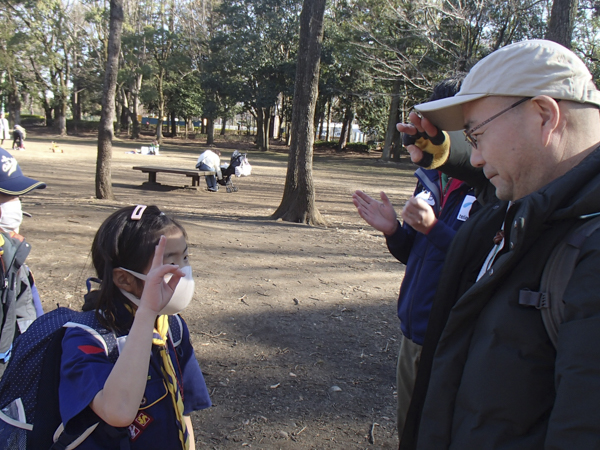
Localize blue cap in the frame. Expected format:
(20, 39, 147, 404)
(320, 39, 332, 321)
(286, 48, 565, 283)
(0, 148, 46, 195)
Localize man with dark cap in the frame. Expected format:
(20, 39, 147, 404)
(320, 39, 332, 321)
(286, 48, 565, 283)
(397, 39, 600, 449)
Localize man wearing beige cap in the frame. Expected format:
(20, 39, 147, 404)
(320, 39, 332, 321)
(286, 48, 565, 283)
(397, 39, 600, 449)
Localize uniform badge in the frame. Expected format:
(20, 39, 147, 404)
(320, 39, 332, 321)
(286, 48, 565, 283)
(129, 411, 154, 441)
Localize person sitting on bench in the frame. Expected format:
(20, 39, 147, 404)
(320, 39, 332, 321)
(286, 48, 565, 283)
(195, 149, 222, 192)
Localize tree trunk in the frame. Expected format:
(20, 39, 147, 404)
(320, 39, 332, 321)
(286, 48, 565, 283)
(263, 107, 271, 151)
(43, 104, 53, 127)
(156, 117, 163, 142)
(119, 89, 130, 134)
(546, 0, 578, 49)
(155, 69, 165, 144)
(271, 0, 327, 225)
(338, 108, 351, 150)
(382, 77, 402, 161)
(54, 95, 67, 136)
(130, 75, 142, 139)
(392, 130, 403, 160)
(279, 95, 286, 141)
(170, 110, 177, 137)
(72, 90, 81, 121)
(206, 118, 215, 145)
(256, 109, 264, 150)
(220, 117, 227, 135)
(72, 48, 81, 126)
(96, 0, 123, 200)
(325, 100, 331, 141)
(318, 112, 324, 140)
(268, 111, 275, 139)
(119, 106, 129, 135)
(71, 79, 81, 134)
(345, 110, 354, 143)
(7, 73, 21, 128)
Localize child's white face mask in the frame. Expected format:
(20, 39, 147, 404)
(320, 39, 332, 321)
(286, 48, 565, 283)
(0, 198, 23, 233)
(118, 265, 195, 315)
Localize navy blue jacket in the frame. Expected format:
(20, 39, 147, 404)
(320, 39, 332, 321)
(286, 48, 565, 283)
(386, 168, 475, 345)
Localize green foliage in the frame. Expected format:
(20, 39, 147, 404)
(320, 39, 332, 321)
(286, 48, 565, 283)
(313, 140, 370, 152)
(573, 0, 600, 80)
(209, 0, 303, 113)
(344, 142, 370, 152)
(354, 92, 390, 139)
(19, 115, 46, 126)
(339, 0, 550, 107)
(166, 75, 205, 120)
(313, 140, 340, 150)
(67, 119, 100, 132)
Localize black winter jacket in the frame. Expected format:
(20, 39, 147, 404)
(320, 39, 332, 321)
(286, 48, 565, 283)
(401, 146, 600, 449)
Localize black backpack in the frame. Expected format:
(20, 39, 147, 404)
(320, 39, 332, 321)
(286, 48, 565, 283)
(519, 215, 600, 348)
(0, 307, 183, 450)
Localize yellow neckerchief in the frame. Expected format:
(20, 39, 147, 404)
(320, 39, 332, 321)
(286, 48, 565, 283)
(152, 315, 189, 450)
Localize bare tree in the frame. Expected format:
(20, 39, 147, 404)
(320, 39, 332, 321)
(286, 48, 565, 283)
(271, 0, 327, 225)
(546, 0, 578, 48)
(382, 78, 401, 160)
(96, 0, 124, 200)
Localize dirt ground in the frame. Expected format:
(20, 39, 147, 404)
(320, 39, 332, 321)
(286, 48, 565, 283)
(14, 128, 420, 449)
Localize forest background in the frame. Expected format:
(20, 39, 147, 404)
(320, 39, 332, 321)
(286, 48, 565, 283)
(0, 0, 592, 161)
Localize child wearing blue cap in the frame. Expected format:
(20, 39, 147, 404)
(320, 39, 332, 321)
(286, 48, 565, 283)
(0, 148, 45, 374)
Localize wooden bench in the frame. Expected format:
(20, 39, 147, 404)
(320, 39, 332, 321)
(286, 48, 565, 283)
(132, 166, 213, 189)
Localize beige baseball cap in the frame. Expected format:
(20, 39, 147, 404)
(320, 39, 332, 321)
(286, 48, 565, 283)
(415, 39, 600, 131)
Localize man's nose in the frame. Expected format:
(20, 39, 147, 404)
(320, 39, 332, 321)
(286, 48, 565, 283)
(470, 147, 485, 168)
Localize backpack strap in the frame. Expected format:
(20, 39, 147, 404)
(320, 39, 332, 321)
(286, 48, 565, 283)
(518, 215, 600, 348)
(168, 314, 183, 347)
(50, 422, 98, 450)
(63, 313, 119, 363)
(50, 421, 130, 450)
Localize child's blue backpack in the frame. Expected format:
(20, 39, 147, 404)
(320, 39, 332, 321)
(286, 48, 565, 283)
(0, 307, 183, 450)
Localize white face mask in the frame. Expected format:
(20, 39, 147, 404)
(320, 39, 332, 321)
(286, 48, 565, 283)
(0, 199, 23, 233)
(118, 265, 195, 315)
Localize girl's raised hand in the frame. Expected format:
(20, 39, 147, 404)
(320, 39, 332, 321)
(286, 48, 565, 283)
(138, 235, 185, 315)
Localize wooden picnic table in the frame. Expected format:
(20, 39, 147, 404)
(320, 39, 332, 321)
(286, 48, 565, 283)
(132, 166, 213, 188)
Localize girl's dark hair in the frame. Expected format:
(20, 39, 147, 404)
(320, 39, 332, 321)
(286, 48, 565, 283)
(90, 205, 186, 332)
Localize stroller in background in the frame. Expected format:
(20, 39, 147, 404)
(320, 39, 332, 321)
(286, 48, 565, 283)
(218, 150, 251, 193)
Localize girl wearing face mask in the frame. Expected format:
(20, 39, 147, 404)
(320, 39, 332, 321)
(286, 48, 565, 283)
(59, 205, 210, 449)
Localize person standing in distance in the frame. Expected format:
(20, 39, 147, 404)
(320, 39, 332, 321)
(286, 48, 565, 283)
(0, 113, 10, 147)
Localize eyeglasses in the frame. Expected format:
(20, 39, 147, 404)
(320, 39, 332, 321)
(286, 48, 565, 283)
(464, 97, 530, 148)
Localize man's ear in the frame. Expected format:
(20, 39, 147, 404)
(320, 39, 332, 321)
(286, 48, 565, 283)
(531, 95, 561, 146)
(112, 268, 138, 293)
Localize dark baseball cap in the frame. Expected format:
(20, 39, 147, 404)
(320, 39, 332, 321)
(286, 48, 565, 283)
(0, 148, 46, 195)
